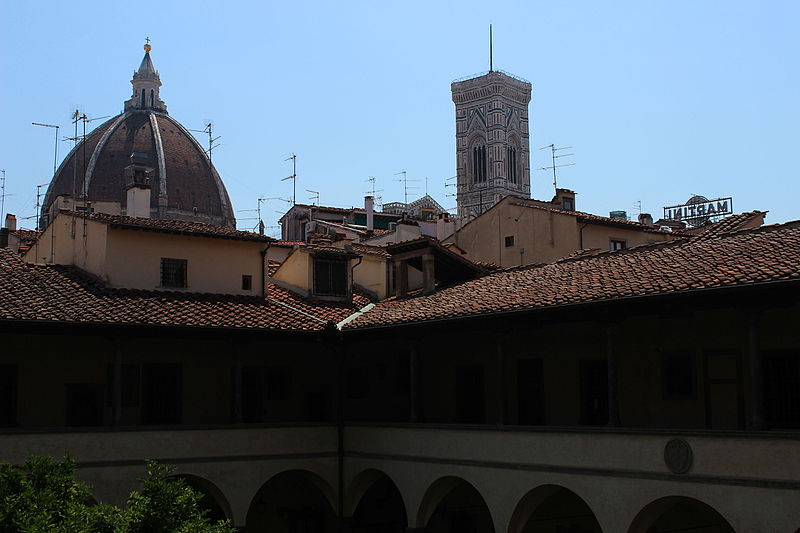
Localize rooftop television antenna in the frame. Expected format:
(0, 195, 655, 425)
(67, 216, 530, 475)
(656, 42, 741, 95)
(489, 23, 493, 72)
(0, 170, 6, 223)
(35, 183, 48, 231)
(393, 170, 419, 205)
(306, 189, 319, 206)
(32, 122, 60, 177)
(188, 122, 221, 161)
(365, 176, 383, 198)
(282, 153, 297, 205)
(538, 144, 575, 194)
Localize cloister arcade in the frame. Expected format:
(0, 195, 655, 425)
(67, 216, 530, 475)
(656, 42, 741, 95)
(117, 461, 744, 532)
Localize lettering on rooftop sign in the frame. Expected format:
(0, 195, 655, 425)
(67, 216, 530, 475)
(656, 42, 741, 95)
(663, 195, 733, 227)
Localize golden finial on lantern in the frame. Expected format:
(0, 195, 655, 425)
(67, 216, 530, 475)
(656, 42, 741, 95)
(144, 37, 151, 53)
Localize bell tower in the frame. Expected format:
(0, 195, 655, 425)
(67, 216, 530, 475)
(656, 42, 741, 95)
(452, 70, 532, 218)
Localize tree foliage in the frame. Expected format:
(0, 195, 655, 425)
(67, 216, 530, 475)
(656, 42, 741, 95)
(0, 456, 235, 533)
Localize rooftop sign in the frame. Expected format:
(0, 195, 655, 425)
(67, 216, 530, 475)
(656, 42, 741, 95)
(663, 196, 733, 227)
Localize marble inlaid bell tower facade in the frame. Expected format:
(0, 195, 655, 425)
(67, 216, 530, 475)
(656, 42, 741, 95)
(452, 71, 532, 218)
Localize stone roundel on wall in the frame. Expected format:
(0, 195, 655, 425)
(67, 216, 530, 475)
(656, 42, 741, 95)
(664, 438, 693, 474)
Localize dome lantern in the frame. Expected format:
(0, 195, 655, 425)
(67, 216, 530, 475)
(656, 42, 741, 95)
(124, 38, 167, 113)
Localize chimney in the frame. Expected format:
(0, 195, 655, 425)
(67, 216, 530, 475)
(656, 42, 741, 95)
(638, 213, 654, 226)
(124, 152, 153, 218)
(5, 213, 16, 231)
(365, 195, 374, 231)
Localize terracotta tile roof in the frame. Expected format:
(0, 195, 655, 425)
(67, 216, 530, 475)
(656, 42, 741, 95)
(84, 213, 273, 242)
(501, 197, 680, 235)
(271, 240, 307, 248)
(345, 221, 800, 329)
(0, 249, 365, 332)
(10, 229, 41, 243)
(267, 260, 282, 277)
(346, 243, 391, 259)
(687, 211, 766, 241)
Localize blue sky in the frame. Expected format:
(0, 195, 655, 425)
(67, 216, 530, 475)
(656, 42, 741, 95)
(1, 0, 798, 235)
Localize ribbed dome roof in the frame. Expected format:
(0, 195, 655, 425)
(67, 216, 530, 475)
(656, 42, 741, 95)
(42, 44, 235, 229)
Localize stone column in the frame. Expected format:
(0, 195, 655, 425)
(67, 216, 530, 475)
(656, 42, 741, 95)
(607, 326, 621, 427)
(747, 312, 765, 430)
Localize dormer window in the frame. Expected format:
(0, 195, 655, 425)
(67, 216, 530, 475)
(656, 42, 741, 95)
(313, 257, 348, 298)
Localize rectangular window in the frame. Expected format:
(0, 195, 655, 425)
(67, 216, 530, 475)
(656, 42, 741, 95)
(347, 366, 370, 399)
(763, 350, 800, 429)
(313, 258, 348, 297)
(160, 258, 187, 288)
(242, 366, 264, 423)
(65, 384, 104, 427)
(455, 364, 485, 423)
(265, 366, 292, 401)
(242, 275, 252, 291)
(0, 365, 18, 427)
(579, 359, 608, 425)
(106, 363, 141, 407)
(517, 358, 545, 425)
(141, 364, 182, 425)
(504, 235, 515, 248)
(610, 239, 627, 251)
(563, 198, 574, 211)
(662, 351, 696, 399)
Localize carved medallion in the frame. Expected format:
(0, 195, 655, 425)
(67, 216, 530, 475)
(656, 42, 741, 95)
(664, 438, 693, 474)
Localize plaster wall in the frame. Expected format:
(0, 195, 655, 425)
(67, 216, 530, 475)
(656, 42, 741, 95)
(580, 223, 671, 252)
(24, 215, 108, 275)
(344, 425, 800, 532)
(353, 255, 388, 300)
(104, 228, 264, 295)
(272, 249, 312, 293)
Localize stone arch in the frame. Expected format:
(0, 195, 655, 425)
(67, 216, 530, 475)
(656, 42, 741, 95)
(347, 469, 408, 533)
(508, 484, 602, 533)
(172, 473, 232, 524)
(245, 469, 337, 533)
(417, 476, 494, 532)
(627, 495, 734, 533)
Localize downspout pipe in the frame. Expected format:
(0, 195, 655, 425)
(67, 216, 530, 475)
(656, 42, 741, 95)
(579, 222, 588, 250)
(261, 243, 271, 298)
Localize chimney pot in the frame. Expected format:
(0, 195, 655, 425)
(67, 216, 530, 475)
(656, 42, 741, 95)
(365, 195, 375, 231)
(5, 214, 17, 232)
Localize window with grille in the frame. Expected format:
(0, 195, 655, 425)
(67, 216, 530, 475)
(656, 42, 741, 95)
(160, 258, 187, 288)
(313, 258, 348, 297)
(505, 235, 515, 248)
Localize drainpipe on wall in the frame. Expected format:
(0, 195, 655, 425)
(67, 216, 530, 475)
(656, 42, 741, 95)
(579, 222, 588, 250)
(261, 243, 270, 298)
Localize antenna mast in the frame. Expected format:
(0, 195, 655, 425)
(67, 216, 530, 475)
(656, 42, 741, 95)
(32, 122, 60, 177)
(35, 183, 48, 231)
(282, 153, 297, 205)
(393, 170, 419, 206)
(0, 170, 6, 224)
(489, 24, 493, 72)
(538, 144, 575, 194)
(189, 122, 221, 161)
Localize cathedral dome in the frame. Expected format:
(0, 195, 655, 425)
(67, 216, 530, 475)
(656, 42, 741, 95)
(42, 43, 235, 228)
